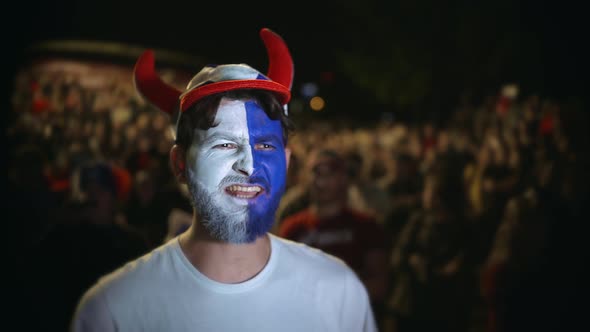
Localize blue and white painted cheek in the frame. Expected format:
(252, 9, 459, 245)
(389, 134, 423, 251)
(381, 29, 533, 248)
(244, 101, 287, 239)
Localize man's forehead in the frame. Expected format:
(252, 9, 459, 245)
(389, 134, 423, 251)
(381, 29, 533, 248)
(194, 97, 277, 140)
(198, 99, 248, 135)
(190, 102, 246, 143)
(215, 98, 248, 121)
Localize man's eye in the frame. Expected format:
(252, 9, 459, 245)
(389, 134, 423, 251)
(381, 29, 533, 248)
(214, 143, 237, 149)
(255, 143, 276, 150)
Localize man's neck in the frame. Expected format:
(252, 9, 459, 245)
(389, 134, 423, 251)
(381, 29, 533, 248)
(178, 222, 271, 284)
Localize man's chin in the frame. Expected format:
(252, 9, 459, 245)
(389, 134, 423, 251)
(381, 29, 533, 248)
(207, 223, 269, 244)
(231, 232, 268, 244)
(212, 232, 257, 245)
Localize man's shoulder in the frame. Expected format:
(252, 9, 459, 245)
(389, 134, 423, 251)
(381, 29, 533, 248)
(76, 238, 179, 307)
(272, 234, 358, 279)
(271, 235, 374, 325)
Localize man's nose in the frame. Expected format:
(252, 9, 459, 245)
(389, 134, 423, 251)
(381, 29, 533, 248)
(233, 145, 254, 176)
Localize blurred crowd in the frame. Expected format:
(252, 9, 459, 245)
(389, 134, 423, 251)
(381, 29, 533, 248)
(8, 60, 588, 332)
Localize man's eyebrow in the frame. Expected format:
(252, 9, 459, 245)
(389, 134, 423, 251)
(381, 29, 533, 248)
(202, 132, 240, 144)
(255, 133, 284, 144)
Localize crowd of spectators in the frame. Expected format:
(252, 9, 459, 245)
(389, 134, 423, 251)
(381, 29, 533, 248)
(8, 58, 588, 331)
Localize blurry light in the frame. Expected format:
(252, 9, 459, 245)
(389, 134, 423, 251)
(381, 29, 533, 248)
(310, 96, 325, 111)
(300, 82, 318, 98)
(501, 83, 519, 99)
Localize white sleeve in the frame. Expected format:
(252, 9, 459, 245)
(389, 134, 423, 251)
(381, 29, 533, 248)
(362, 304, 378, 332)
(70, 289, 117, 332)
(341, 271, 378, 332)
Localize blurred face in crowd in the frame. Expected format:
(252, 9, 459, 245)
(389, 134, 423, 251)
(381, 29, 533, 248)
(437, 130, 450, 153)
(477, 145, 491, 167)
(185, 98, 289, 243)
(309, 153, 348, 205)
(84, 183, 117, 224)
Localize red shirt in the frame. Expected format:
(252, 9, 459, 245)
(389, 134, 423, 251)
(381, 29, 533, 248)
(279, 208, 386, 274)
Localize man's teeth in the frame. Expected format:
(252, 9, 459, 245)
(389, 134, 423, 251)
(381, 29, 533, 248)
(226, 185, 262, 198)
(227, 185, 261, 193)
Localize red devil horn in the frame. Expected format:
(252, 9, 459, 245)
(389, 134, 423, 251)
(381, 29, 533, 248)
(260, 28, 294, 90)
(133, 50, 182, 115)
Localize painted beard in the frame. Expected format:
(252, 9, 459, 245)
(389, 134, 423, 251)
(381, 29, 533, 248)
(186, 169, 266, 244)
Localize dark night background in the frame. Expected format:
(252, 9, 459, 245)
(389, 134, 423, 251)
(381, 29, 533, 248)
(7, 0, 588, 124)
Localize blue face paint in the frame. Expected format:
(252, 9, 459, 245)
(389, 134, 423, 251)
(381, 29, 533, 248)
(244, 101, 287, 240)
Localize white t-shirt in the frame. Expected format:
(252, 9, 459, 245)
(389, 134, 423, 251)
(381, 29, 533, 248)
(71, 234, 377, 332)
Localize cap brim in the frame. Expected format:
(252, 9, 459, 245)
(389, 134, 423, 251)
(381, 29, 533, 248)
(180, 79, 291, 112)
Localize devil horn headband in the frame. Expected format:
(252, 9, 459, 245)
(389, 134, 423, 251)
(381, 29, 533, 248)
(133, 28, 293, 116)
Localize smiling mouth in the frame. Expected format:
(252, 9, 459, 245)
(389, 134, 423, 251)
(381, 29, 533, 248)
(225, 185, 263, 199)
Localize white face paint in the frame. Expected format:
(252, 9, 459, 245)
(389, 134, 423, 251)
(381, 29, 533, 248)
(187, 98, 253, 198)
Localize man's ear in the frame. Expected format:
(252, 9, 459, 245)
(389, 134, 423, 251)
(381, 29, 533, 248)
(170, 145, 187, 183)
(285, 147, 292, 171)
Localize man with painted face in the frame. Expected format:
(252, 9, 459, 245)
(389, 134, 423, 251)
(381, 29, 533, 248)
(71, 28, 377, 332)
